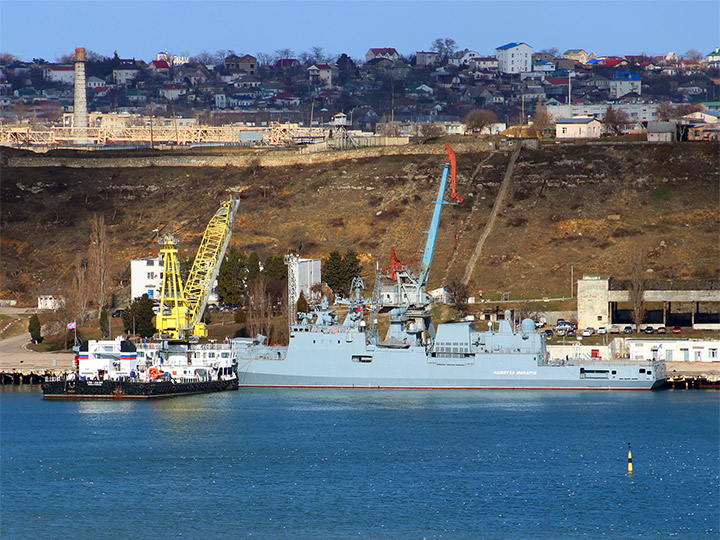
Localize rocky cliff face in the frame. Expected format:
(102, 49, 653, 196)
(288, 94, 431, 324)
(1, 141, 717, 304)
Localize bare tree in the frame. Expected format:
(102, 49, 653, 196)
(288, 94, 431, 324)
(448, 280, 469, 317)
(420, 122, 444, 142)
(630, 250, 646, 329)
(87, 215, 109, 308)
(531, 98, 551, 137)
(430, 38, 458, 60)
(73, 258, 89, 316)
(602, 105, 630, 136)
(274, 48, 295, 61)
(256, 51, 274, 66)
(683, 48, 703, 60)
(464, 109, 497, 134)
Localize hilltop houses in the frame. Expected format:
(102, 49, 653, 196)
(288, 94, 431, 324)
(0, 39, 715, 143)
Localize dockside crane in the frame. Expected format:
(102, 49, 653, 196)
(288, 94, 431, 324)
(377, 144, 462, 308)
(156, 198, 240, 341)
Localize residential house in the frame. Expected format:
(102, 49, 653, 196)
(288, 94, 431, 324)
(646, 121, 676, 142)
(237, 55, 257, 76)
(495, 42, 532, 74)
(532, 52, 555, 63)
(308, 63, 338, 88)
(533, 61, 555, 73)
(610, 72, 642, 98)
(563, 49, 590, 64)
(86, 76, 106, 89)
(159, 84, 186, 100)
(416, 51, 441, 67)
(174, 64, 211, 86)
(43, 65, 75, 84)
(449, 49, 482, 68)
(215, 94, 227, 109)
(707, 47, 720, 69)
(224, 54, 243, 70)
(150, 60, 170, 73)
(113, 66, 140, 85)
(603, 57, 629, 68)
(233, 76, 263, 92)
(275, 58, 300, 69)
(126, 89, 147, 103)
(366, 48, 400, 63)
(472, 57, 499, 71)
(555, 117, 603, 139)
(406, 83, 433, 99)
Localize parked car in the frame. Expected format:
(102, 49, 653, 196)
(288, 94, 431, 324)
(672, 326, 682, 334)
(556, 328, 566, 337)
(542, 329, 553, 338)
(597, 326, 607, 335)
(111, 309, 124, 318)
(623, 326, 633, 334)
(656, 326, 667, 334)
(581, 328, 595, 337)
(644, 326, 654, 334)
(553, 322, 572, 332)
(609, 325, 621, 334)
(567, 329, 576, 337)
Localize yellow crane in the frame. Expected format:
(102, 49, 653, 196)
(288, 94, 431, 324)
(156, 198, 240, 341)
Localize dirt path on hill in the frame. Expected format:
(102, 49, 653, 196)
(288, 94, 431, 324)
(461, 141, 522, 285)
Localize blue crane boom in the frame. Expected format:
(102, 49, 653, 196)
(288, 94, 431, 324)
(418, 145, 462, 288)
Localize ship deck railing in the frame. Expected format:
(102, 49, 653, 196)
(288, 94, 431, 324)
(545, 357, 664, 367)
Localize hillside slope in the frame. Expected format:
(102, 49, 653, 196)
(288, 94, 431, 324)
(1, 141, 718, 304)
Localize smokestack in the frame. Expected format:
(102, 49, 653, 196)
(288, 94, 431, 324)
(73, 47, 88, 132)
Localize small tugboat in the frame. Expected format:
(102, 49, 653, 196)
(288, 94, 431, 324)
(42, 338, 238, 399)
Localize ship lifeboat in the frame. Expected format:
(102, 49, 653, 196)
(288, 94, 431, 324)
(148, 367, 165, 379)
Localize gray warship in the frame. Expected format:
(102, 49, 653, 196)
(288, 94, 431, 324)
(233, 147, 667, 390)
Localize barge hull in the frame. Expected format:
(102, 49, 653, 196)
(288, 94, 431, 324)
(42, 379, 239, 399)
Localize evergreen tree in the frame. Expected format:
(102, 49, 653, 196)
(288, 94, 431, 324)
(99, 306, 109, 338)
(263, 255, 287, 279)
(341, 250, 362, 285)
(296, 291, 309, 314)
(28, 314, 42, 343)
(323, 250, 344, 292)
(121, 294, 156, 338)
(247, 252, 261, 282)
(216, 247, 248, 305)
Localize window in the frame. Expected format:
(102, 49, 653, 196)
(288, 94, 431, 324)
(597, 316, 603, 321)
(147, 272, 154, 279)
(710, 349, 718, 359)
(147, 260, 154, 266)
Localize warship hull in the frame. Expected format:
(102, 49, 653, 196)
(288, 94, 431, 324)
(234, 333, 665, 391)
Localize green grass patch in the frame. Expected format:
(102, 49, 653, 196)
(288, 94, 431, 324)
(650, 186, 674, 205)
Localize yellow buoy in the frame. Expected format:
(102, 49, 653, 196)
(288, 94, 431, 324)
(627, 443, 633, 475)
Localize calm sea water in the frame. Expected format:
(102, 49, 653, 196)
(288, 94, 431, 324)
(1, 388, 718, 539)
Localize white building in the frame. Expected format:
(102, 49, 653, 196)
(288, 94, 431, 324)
(610, 72, 642, 98)
(113, 67, 139, 85)
(555, 117, 603, 139)
(38, 295, 66, 310)
(495, 42, 532, 74)
(131, 257, 163, 301)
(286, 255, 322, 319)
(43, 65, 75, 84)
(547, 102, 660, 122)
(624, 338, 720, 363)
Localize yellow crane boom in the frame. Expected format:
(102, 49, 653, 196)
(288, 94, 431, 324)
(156, 198, 240, 341)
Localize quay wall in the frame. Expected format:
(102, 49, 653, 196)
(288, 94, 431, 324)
(5, 140, 494, 170)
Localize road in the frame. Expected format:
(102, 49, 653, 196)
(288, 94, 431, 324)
(0, 308, 75, 372)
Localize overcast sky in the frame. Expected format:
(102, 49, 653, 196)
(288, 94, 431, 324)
(1, 0, 717, 62)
